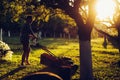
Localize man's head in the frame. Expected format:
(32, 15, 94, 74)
(26, 16, 33, 24)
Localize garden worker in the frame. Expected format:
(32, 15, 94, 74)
(20, 15, 36, 66)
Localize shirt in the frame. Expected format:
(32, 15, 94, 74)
(20, 23, 32, 43)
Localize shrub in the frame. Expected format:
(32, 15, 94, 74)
(0, 40, 13, 61)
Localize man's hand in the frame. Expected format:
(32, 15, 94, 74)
(29, 34, 33, 37)
(29, 34, 37, 39)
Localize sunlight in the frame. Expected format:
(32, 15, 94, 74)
(95, 0, 115, 20)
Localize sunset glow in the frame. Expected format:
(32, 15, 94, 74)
(95, 0, 115, 20)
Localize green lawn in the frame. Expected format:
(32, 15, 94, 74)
(0, 37, 120, 80)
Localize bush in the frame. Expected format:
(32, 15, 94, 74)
(0, 40, 13, 61)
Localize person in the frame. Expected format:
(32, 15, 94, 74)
(20, 15, 36, 66)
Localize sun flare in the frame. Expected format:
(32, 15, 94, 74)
(95, 0, 115, 20)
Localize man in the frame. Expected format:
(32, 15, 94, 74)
(20, 16, 36, 66)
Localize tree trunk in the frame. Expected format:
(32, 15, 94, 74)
(53, 32, 56, 38)
(44, 32, 46, 38)
(68, 34, 71, 39)
(8, 30, 11, 37)
(60, 33, 62, 38)
(0, 28, 3, 41)
(80, 40, 93, 80)
(118, 27, 120, 53)
(73, 1, 96, 79)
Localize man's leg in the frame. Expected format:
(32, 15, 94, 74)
(21, 44, 26, 65)
(25, 43, 30, 65)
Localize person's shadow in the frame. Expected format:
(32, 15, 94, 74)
(0, 66, 26, 80)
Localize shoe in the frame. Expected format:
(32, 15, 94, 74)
(19, 64, 26, 68)
(25, 62, 30, 65)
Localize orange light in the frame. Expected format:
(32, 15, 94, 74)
(95, 0, 115, 20)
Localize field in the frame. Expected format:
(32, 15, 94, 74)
(0, 37, 120, 80)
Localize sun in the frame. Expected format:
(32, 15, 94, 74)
(95, 0, 115, 20)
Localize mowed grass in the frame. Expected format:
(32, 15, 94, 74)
(0, 37, 120, 80)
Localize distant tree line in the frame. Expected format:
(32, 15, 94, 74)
(0, 0, 78, 38)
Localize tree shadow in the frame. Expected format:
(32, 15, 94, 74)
(0, 60, 9, 64)
(111, 60, 120, 67)
(92, 50, 117, 55)
(0, 66, 26, 80)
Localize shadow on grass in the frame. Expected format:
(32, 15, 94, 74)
(0, 66, 26, 80)
(111, 60, 120, 67)
(99, 51, 116, 55)
(92, 50, 117, 55)
(0, 60, 9, 64)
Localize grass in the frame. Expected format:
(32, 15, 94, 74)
(0, 37, 120, 80)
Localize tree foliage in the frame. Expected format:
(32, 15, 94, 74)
(94, 0, 120, 52)
(0, 0, 77, 37)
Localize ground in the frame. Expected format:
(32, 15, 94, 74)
(0, 37, 120, 80)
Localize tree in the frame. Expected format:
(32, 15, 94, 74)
(0, 0, 26, 38)
(94, 0, 120, 53)
(114, 0, 120, 53)
(1, 0, 97, 79)
(40, 0, 96, 80)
